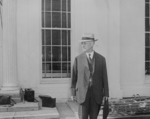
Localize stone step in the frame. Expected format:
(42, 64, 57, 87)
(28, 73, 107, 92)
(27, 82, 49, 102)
(0, 102, 39, 112)
(0, 90, 22, 103)
(0, 107, 59, 119)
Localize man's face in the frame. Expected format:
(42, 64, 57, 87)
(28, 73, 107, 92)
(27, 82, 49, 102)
(81, 41, 95, 52)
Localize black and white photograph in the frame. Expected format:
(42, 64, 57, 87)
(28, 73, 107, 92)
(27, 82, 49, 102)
(0, 0, 150, 119)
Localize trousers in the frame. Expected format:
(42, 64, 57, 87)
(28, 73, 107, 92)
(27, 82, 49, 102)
(78, 86, 101, 119)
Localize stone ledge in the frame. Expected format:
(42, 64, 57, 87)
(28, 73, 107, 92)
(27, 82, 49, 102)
(0, 102, 39, 112)
(0, 107, 59, 119)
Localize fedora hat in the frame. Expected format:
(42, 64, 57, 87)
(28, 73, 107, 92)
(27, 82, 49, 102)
(81, 33, 98, 42)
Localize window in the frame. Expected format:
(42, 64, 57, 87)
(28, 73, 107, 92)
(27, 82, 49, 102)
(42, 0, 71, 78)
(145, 0, 150, 75)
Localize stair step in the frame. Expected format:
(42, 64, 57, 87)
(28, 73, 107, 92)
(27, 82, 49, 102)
(0, 102, 39, 112)
(0, 107, 59, 119)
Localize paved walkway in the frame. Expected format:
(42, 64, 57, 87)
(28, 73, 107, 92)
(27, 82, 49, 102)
(0, 101, 104, 119)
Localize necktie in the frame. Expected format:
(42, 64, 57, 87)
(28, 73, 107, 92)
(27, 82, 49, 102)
(88, 54, 93, 86)
(89, 54, 92, 63)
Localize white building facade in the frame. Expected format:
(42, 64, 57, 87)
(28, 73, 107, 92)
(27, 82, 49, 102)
(0, 0, 149, 101)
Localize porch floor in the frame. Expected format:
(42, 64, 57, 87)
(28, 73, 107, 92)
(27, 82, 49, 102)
(0, 101, 104, 119)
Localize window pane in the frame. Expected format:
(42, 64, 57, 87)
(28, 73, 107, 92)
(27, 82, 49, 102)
(52, 46, 61, 61)
(46, 63, 52, 73)
(42, 0, 44, 11)
(62, 30, 67, 45)
(68, 13, 71, 28)
(42, 30, 45, 45)
(45, 12, 51, 27)
(52, 63, 61, 73)
(146, 48, 150, 60)
(146, 0, 149, 3)
(42, 63, 46, 73)
(145, 3, 149, 17)
(62, 13, 67, 28)
(52, 12, 61, 28)
(46, 46, 52, 61)
(68, 46, 71, 61)
(145, 33, 150, 46)
(42, 12, 45, 27)
(52, 30, 61, 45)
(68, 30, 70, 45)
(62, 0, 66, 11)
(68, 0, 71, 12)
(146, 62, 150, 75)
(45, 0, 51, 11)
(145, 18, 150, 31)
(62, 47, 67, 61)
(68, 62, 71, 73)
(52, 0, 61, 11)
(62, 63, 67, 72)
(42, 46, 46, 61)
(45, 30, 51, 45)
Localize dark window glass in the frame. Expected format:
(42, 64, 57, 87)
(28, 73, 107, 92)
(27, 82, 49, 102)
(146, 0, 149, 3)
(145, 33, 150, 46)
(52, 46, 61, 61)
(45, 30, 51, 45)
(62, 13, 67, 28)
(68, 0, 71, 12)
(46, 63, 52, 72)
(45, 12, 51, 27)
(62, 47, 67, 61)
(68, 46, 71, 61)
(52, 12, 61, 28)
(45, 0, 51, 11)
(52, 30, 61, 45)
(146, 3, 149, 17)
(68, 13, 71, 28)
(52, 63, 61, 73)
(145, 18, 150, 31)
(62, 0, 66, 11)
(62, 63, 67, 72)
(42, 0, 44, 11)
(52, 0, 61, 11)
(42, 12, 45, 27)
(62, 30, 67, 45)
(146, 48, 150, 61)
(146, 62, 150, 74)
(42, 63, 46, 75)
(68, 63, 71, 73)
(68, 30, 70, 45)
(42, 30, 45, 45)
(42, 46, 46, 61)
(46, 46, 51, 61)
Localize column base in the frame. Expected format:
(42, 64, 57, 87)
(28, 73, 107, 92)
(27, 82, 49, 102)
(0, 87, 19, 95)
(0, 87, 21, 102)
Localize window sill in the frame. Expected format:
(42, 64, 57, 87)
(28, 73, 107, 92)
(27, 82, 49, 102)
(40, 78, 70, 84)
(144, 75, 150, 83)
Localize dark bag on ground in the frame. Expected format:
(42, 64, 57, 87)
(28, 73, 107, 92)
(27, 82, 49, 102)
(39, 95, 56, 108)
(0, 95, 16, 106)
(24, 88, 35, 102)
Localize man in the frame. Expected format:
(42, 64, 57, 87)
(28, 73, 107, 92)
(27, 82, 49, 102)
(71, 33, 109, 119)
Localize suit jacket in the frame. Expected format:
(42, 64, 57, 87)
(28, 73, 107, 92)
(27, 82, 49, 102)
(71, 51, 109, 104)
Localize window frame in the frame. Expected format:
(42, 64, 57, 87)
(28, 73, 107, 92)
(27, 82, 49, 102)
(41, 0, 71, 80)
(145, 0, 150, 76)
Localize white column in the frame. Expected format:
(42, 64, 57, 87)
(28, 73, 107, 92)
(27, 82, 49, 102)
(107, 0, 122, 98)
(0, 0, 19, 93)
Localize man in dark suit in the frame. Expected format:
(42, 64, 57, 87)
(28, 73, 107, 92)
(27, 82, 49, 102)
(71, 33, 109, 119)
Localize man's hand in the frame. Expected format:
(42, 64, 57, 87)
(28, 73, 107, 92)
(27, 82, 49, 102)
(70, 96, 77, 102)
